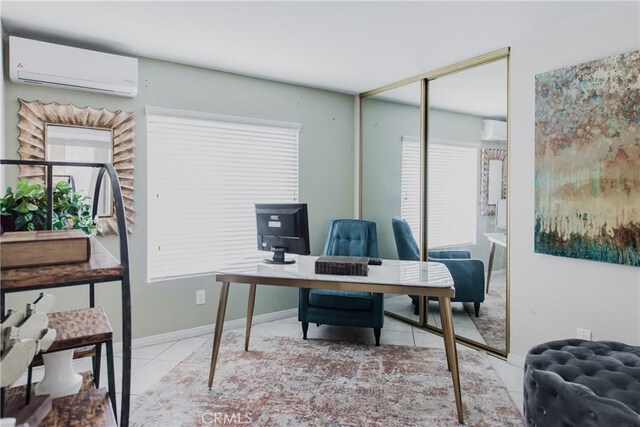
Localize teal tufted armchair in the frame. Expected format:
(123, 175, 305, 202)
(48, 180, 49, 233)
(298, 219, 384, 345)
(392, 217, 485, 317)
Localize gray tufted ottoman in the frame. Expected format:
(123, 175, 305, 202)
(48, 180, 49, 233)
(524, 339, 640, 426)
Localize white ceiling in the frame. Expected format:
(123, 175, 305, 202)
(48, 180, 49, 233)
(371, 58, 507, 117)
(0, 1, 634, 116)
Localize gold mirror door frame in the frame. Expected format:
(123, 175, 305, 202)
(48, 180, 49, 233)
(360, 81, 424, 325)
(359, 48, 510, 357)
(16, 99, 135, 235)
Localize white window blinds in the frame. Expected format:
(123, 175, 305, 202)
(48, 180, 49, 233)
(400, 137, 422, 244)
(401, 139, 478, 250)
(427, 143, 477, 249)
(146, 107, 300, 281)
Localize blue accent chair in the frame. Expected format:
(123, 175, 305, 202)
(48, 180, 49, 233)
(392, 217, 420, 261)
(392, 217, 421, 314)
(298, 219, 384, 345)
(391, 217, 485, 317)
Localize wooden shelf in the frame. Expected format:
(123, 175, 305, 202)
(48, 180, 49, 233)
(0, 239, 123, 291)
(5, 373, 116, 426)
(43, 307, 113, 353)
(31, 307, 113, 369)
(44, 388, 116, 426)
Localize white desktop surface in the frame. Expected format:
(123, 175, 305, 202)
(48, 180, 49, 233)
(483, 232, 506, 294)
(484, 232, 506, 247)
(217, 256, 454, 289)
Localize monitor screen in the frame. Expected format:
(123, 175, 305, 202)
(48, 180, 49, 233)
(256, 203, 310, 264)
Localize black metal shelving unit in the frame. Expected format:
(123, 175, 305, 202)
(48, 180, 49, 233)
(0, 159, 132, 426)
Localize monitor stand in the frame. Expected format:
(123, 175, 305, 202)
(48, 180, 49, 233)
(264, 247, 296, 264)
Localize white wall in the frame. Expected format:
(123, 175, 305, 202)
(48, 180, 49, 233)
(361, 97, 420, 259)
(509, 5, 640, 359)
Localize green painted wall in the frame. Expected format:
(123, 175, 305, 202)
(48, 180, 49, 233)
(3, 56, 355, 341)
(361, 97, 420, 259)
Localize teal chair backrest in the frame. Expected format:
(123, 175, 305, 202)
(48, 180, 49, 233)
(323, 219, 378, 257)
(392, 217, 419, 261)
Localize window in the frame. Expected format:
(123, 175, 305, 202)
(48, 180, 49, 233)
(400, 139, 477, 250)
(427, 143, 477, 248)
(146, 107, 300, 281)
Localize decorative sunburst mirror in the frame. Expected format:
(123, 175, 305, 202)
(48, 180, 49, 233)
(16, 99, 135, 235)
(480, 148, 507, 216)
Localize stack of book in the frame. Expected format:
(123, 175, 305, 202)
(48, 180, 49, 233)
(314, 256, 369, 276)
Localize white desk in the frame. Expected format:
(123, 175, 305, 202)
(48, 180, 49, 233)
(484, 232, 506, 294)
(208, 256, 464, 423)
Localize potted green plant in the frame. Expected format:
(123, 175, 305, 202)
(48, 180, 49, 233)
(1, 179, 97, 235)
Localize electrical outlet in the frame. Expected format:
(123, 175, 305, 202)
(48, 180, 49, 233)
(577, 328, 592, 340)
(196, 290, 206, 305)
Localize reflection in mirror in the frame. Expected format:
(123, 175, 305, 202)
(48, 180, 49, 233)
(46, 125, 113, 217)
(426, 58, 508, 354)
(361, 81, 421, 323)
(481, 148, 507, 215)
(488, 160, 503, 203)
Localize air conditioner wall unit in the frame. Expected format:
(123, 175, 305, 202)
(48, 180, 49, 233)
(9, 36, 138, 97)
(481, 119, 507, 142)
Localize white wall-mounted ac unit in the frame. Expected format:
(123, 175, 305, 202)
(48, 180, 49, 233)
(9, 36, 138, 97)
(481, 119, 507, 142)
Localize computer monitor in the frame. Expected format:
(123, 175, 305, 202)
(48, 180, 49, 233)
(256, 203, 310, 264)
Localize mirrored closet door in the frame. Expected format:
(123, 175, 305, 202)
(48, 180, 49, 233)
(361, 81, 423, 324)
(360, 48, 510, 355)
(424, 56, 509, 355)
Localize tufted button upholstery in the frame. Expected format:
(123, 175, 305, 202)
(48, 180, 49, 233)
(322, 219, 378, 258)
(524, 339, 640, 427)
(298, 219, 384, 345)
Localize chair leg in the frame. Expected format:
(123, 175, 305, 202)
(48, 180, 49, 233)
(474, 302, 480, 318)
(302, 322, 309, 340)
(373, 328, 381, 346)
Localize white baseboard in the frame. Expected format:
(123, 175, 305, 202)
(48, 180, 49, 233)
(507, 352, 525, 368)
(112, 308, 297, 354)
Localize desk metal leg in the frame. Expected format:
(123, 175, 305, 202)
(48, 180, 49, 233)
(486, 242, 496, 294)
(208, 282, 230, 389)
(245, 284, 256, 352)
(439, 296, 463, 423)
(438, 300, 453, 373)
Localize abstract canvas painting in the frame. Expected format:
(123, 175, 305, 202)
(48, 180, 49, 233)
(534, 50, 640, 266)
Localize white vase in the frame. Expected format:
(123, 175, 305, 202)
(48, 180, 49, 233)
(34, 350, 82, 398)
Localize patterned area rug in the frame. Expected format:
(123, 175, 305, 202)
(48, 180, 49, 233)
(130, 332, 522, 426)
(464, 277, 506, 351)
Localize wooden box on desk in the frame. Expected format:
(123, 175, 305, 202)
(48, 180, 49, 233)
(0, 230, 91, 268)
(315, 256, 369, 276)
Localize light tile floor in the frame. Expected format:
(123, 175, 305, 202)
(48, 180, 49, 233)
(385, 271, 508, 348)
(18, 315, 524, 417)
